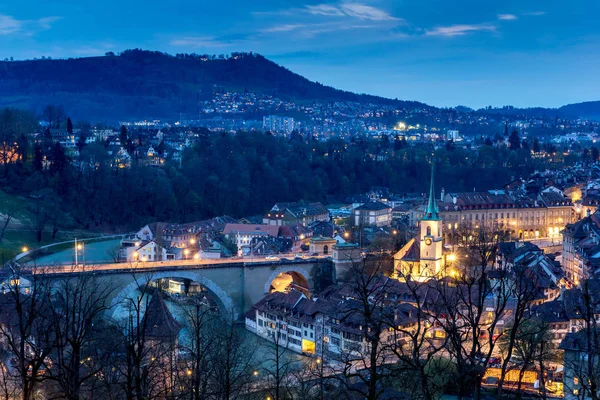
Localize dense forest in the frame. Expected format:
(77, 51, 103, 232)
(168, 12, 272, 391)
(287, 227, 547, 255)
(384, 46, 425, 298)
(0, 50, 429, 122)
(0, 108, 578, 237)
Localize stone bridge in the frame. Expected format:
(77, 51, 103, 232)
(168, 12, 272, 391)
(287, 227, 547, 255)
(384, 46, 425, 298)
(21, 259, 331, 320)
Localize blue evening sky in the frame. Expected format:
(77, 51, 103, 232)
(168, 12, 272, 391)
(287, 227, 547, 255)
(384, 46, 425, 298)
(1, 0, 598, 109)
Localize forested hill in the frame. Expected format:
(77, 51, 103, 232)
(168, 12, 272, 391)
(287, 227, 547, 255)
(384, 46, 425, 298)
(0, 50, 430, 122)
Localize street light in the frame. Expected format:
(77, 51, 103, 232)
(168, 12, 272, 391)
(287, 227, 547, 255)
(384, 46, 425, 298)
(253, 370, 259, 377)
(21, 246, 28, 253)
(447, 253, 456, 262)
(184, 249, 190, 259)
(193, 253, 200, 260)
(190, 238, 196, 245)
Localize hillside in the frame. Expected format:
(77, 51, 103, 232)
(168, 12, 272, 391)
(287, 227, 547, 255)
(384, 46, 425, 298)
(559, 101, 600, 121)
(477, 102, 600, 121)
(0, 50, 429, 122)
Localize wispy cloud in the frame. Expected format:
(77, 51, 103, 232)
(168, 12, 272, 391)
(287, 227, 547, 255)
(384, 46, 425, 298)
(262, 24, 306, 33)
(339, 3, 400, 21)
(170, 36, 237, 48)
(305, 3, 400, 21)
(497, 14, 518, 21)
(523, 11, 546, 16)
(0, 14, 61, 36)
(305, 4, 345, 16)
(425, 24, 496, 37)
(261, 21, 379, 37)
(0, 15, 22, 35)
(36, 16, 62, 30)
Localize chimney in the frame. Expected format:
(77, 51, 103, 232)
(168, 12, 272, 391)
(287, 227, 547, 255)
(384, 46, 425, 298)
(452, 196, 457, 205)
(441, 188, 445, 201)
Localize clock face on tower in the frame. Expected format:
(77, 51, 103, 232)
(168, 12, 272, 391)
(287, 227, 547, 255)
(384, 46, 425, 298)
(424, 238, 432, 246)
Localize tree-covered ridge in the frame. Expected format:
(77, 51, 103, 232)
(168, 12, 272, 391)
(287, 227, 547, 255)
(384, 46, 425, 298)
(0, 111, 570, 236)
(0, 50, 430, 122)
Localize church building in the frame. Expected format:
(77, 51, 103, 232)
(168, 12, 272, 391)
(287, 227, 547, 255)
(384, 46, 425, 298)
(394, 164, 447, 281)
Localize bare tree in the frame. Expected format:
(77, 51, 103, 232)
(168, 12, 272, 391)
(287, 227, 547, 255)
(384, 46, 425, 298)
(497, 263, 542, 396)
(429, 221, 511, 400)
(0, 264, 55, 400)
(176, 297, 217, 400)
(386, 273, 445, 400)
(42, 105, 66, 129)
(211, 316, 258, 400)
(330, 257, 399, 400)
(498, 318, 553, 399)
(562, 279, 600, 400)
(0, 200, 17, 243)
(261, 325, 298, 400)
(45, 270, 115, 400)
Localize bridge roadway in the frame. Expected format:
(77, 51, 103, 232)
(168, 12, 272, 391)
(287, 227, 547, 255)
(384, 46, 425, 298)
(18, 255, 331, 321)
(23, 254, 330, 274)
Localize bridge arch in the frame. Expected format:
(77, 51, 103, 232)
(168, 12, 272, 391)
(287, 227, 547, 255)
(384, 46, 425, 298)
(264, 265, 312, 295)
(109, 270, 236, 320)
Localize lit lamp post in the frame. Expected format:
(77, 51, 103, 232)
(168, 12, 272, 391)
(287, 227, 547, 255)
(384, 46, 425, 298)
(74, 239, 84, 266)
(183, 249, 190, 260)
(446, 253, 457, 279)
(21, 246, 28, 253)
(298, 234, 305, 253)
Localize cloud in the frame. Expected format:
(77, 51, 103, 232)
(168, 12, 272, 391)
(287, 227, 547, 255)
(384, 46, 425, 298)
(523, 11, 546, 16)
(306, 4, 345, 16)
(0, 14, 61, 36)
(304, 3, 400, 21)
(169, 36, 235, 48)
(261, 21, 382, 37)
(36, 16, 62, 30)
(0, 15, 22, 35)
(425, 24, 496, 37)
(339, 3, 400, 21)
(262, 24, 305, 33)
(497, 14, 518, 21)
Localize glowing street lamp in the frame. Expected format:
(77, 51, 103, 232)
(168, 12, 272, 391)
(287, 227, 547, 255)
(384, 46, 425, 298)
(183, 249, 190, 259)
(190, 238, 196, 245)
(447, 253, 456, 262)
(193, 253, 200, 260)
(21, 246, 28, 253)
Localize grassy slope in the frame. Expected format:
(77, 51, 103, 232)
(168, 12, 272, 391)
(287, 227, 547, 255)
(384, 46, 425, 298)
(0, 190, 98, 261)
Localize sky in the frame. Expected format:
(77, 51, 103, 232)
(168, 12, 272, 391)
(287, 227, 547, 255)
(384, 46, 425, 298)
(1, 0, 599, 109)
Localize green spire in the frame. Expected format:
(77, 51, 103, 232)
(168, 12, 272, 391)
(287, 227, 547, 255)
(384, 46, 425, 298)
(424, 161, 440, 220)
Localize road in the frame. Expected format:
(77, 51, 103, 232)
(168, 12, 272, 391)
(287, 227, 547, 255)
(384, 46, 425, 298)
(19, 254, 330, 275)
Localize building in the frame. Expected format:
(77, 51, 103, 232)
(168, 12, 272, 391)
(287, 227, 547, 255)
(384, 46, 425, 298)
(410, 189, 575, 243)
(246, 281, 420, 357)
(353, 201, 392, 227)
(394, 164, 445, 281)
(262, 115, 295, 135)
(562, 211, 600, 285)
(309, 237, 337, 255)
(263, 202, 329, 227)
(560, 328, 600, 399)
(223, 224, 280, 252)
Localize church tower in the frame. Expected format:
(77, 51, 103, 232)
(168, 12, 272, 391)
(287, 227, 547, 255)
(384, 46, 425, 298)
(420, 162, 443, 277)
